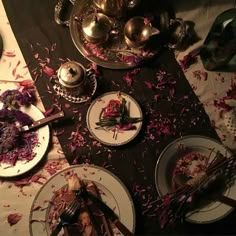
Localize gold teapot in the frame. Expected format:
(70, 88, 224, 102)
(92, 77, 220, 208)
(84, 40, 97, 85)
(124, 16, 160, 48)
(82, 13, 113, 44)
(93, 0, 141, 18)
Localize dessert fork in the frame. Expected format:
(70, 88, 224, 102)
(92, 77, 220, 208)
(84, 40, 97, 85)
(50, 199, 80, 236)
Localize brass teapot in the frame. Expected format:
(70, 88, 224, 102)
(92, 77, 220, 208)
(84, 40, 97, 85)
(93, 0, 141, 18)
(82, 13, 113, 44)
(124, 16, 160, 48)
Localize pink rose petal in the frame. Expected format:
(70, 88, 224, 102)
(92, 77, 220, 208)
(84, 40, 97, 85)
(8, 213, 22, 226)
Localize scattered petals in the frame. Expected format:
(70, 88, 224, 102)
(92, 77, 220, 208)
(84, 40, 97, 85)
(42, 66, 55, 77)
(8, 213, 22, 226)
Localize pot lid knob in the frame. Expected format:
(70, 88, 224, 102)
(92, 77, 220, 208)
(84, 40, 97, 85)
(58, 61, 85, 87)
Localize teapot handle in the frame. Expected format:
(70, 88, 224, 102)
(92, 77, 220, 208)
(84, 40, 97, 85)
(54, 0, 75, 26)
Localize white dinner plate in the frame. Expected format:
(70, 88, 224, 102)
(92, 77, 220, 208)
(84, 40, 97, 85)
(29, 165, 136, 236)
(0, 104, 50, 177)
(155, 135, 235, 224)
(86, 91, 143, 146)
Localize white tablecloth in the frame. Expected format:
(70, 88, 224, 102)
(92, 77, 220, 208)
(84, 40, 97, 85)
(175, 1, 236, 150)
(0, 1, 236, 235)
(0, 1, 69, 235)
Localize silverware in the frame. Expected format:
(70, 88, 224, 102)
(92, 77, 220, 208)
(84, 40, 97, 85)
(50, 199, 80, 236)
(21, 111, 64, 132)
(76, 187, 134, 236)
(210, 193, 236, 207)
(174, 174, 236, 208)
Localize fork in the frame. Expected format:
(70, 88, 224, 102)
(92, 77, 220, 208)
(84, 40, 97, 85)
(50, 199, 80, 236)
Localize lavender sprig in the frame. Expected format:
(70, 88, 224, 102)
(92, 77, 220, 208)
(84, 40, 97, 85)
(0, 122, 20, 154)
(0, 89, 36, 109)
(0, 108, 32, 125)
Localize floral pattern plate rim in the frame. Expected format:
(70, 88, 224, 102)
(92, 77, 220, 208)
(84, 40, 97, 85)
(155, 135, 234, 224)
(29, 164, 136, 236)
(0, 104, 50, 177)
(86, 91, 143, 146)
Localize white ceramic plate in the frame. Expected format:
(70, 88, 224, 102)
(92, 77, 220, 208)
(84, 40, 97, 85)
(0, 105, 50, 177)
(29, 165, 136, 236)
(86, 91, 143, 146)
(155, 135, 235, 224)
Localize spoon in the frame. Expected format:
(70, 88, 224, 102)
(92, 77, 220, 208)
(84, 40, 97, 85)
(174, 174, 236, 208)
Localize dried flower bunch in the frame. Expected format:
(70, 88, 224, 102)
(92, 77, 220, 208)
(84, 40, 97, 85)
(0, 87, 36, 110)
(95, 92, 142, 138)
(0, 88, 38, 165)
(156, 150, 236, 228)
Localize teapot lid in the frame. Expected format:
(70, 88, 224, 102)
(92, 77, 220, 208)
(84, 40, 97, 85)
(57, 61, 85, 88)
(82, 13, 111, 41)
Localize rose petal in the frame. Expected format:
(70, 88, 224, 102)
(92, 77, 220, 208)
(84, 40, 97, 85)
(8, 213, 22, 226)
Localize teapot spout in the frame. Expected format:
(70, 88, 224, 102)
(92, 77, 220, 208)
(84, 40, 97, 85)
(127, 0, 141, 9)
(150, 27, 160, 36)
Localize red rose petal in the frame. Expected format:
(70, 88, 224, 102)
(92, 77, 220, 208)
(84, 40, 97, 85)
(8, 213, 22, 226)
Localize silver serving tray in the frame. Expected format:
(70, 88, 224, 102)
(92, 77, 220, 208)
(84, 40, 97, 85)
(69, 0, 160, 69)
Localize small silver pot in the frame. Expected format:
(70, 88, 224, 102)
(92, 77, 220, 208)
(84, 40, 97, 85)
(57, 61, 88, 96)
(81, 13, 113, 44)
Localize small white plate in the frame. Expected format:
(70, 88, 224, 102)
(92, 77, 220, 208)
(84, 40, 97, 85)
(155, 135, 235, 224)
(29, 165, 136, 236)
(0, 105, 50, 177)
(86, 91, 143, 146)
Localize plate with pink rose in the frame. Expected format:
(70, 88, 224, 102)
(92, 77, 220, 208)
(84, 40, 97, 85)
(86, 91, 143, 146)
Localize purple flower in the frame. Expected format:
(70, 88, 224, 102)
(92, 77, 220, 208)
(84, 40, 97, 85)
(13, 110, 32, 125)
(0, 89, 36, 109)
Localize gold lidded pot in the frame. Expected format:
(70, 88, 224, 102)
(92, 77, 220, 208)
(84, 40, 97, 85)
(57, 61, 87, 96)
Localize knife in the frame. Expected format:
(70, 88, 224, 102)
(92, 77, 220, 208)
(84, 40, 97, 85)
(21, 111, 65, 132)
(76, 188, 134, 236)
(208, 193, 236, 207)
